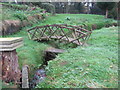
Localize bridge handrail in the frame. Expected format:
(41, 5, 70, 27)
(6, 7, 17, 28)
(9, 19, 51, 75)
(27, 24, 92, 33)
(27, 24, 92, 45)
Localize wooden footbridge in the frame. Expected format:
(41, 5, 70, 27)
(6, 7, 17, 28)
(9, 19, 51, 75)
(27, 24, 92, 45)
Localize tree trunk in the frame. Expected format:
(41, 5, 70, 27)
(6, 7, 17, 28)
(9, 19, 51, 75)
(1, 50, 21, 84)
(65, 2, 69, 14)
(105, 8, 108, 18)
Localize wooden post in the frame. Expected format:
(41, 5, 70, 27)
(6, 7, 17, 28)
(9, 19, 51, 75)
(22, 65, 29, 88)
(0, 37, 23, 84)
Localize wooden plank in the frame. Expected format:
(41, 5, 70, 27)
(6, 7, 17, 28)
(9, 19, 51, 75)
(0, 37, 23, 45)
(45, 47, 65, 53)
(0, 37, 23, 51)
(41, 36, 81, 45)
(75, 30, 87, 35)
(49, 26, 59, 39)
(22, 65, 29, 88)
(59, 27, 70, 41)
(31, 28, 38, 39)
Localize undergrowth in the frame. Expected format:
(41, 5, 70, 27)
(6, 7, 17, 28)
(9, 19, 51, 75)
(36, 26, 118, 88)
(1, 3, 50, 21)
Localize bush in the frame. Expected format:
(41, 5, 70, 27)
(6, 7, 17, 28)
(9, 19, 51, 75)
(30, 2, 42, 7)
(90, 4, 105, 15)
(108, 7, 117, 19)
(2, 3, 28, 10)
(40, 3, 55, 15)
(29, 2, 55, 15)
(13, 11, 27, 21)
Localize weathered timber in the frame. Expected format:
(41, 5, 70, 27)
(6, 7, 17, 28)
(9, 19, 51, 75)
(22, 65, 29, 88)
(44, 47, 65, 65)
(0, 37, 23, 84)
(40, 36, 82, 45)
(27, 24, 92, 45)
(1, 50, 21, 83)
(0, 37, 23, 51)
(45, 47, 65, 53)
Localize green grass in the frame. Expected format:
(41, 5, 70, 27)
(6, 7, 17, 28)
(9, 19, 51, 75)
(35, 14, 117, 30)
(3, 27, 50, 78)
(1, 4, 49, 21)
(1, 5, 118, 88)
(36, 26, 118, 88)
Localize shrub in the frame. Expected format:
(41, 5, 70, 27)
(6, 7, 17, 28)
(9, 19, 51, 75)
(108, 7, 118, 19)
(90, 4, 105, 15)
(30, 2, 42, 7)
(13, 11, 27, 21)
(97, 2, 116, 18)
(40, 3, 55, 15)
(2, 3, 28, 10)
(29, 2, 55, 15)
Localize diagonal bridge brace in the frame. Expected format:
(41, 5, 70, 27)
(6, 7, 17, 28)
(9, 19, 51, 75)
(27, 24, 92, 46)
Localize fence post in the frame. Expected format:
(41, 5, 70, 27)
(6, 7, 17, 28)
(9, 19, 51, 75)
(0, 37, 23, 84)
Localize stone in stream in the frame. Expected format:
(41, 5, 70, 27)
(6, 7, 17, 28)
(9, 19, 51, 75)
(30, 68, 46, 88)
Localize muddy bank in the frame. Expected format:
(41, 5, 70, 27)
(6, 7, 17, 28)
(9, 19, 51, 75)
(1, 14, 45, 36)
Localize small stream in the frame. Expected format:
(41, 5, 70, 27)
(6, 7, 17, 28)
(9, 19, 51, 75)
(29, 68, 46, 88)
(27, 40, 76, 88)
(29, 47, 63, 88)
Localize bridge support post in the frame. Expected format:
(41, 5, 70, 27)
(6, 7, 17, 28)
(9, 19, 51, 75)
(0, 37, 23, 84)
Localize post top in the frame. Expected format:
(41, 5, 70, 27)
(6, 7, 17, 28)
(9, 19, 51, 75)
(0, 37, 23, 51)
(0, 37, 23, 41)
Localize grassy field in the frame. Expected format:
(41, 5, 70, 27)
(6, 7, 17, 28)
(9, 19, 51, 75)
(1, 4, 118, 88)
(36, 26, 118, 88)
(36, 14, 117, 30)
(9, 13, 117, 73)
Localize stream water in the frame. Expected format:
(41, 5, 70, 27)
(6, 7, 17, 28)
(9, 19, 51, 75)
(29, 68, 46, 88)
(29, 48, 59, 88)
(27, 41, 75, 88)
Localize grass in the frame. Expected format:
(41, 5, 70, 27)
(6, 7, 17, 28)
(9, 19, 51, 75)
(1, 4, 49, 21)
(35, 14, 117, 30)
(36, 26, 118, 88)
(1, 4, 51, 73)
(3, 27, 50, 78)
(1, 4, 118, 88)
(1, 4, 51, 88)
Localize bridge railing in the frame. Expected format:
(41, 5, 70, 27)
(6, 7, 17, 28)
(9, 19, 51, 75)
(27, 24, 92, 45)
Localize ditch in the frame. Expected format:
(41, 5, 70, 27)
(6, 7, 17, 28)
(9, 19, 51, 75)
(21, 40, 76, 88)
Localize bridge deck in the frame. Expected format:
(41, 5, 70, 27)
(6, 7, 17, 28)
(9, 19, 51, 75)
(35, 36, 82, 45)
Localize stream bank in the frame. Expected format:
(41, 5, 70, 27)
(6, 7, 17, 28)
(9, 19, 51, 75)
(28, 47, 66, 88)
